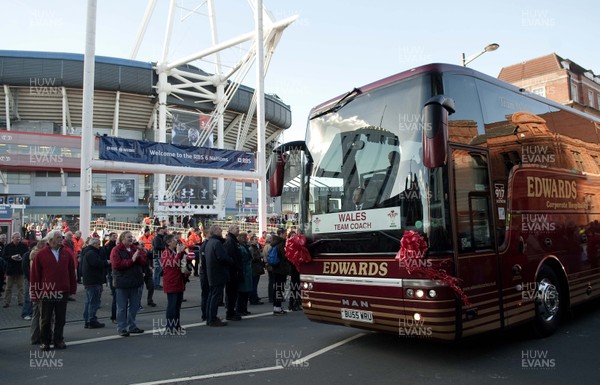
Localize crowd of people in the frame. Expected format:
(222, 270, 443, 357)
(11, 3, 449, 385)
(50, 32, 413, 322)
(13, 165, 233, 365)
(0, 223, 302, 350)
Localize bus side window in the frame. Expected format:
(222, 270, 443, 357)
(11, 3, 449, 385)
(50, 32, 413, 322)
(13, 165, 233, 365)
(453, 149, 494, 252)
(469, 194, 492, 249)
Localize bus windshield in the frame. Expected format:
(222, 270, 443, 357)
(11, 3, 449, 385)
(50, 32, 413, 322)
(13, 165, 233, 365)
(304, 74, 451, 253)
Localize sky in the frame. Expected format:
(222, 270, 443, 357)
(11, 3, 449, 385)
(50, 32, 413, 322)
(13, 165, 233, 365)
(1, 0, 598, 142)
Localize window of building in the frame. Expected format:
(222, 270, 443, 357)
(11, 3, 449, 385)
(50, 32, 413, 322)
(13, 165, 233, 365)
(67, 191, 80, 197)
(571, 82, 579, 103)
(591, 155, 600, 173)
(35, 171, 61, 178)
(92, 174, 107, 206)
(35, 191, 46, 197)
(531, 87, 545, 97)
(7, 172, 31, 184)
(244, 182, 253, 190)
(588, 90, 595, 109)
(501, 151, 521, 177)
(47, 191, 62, 197)
(572, 151, 584, 171)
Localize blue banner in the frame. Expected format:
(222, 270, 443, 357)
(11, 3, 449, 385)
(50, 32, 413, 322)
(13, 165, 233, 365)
(99, 137, 256, 171)
(0, 205, 11, 219)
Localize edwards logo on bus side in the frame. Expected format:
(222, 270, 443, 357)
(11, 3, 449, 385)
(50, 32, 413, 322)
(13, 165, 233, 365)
(522, 174, 586, 211)
(312, 207, 401, 234)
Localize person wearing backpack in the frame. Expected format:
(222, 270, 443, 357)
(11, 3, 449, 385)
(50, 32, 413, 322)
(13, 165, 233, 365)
(269, 228, 290, 315)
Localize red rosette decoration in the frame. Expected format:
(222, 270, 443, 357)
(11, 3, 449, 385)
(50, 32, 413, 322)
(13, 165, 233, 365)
(395, 230, 428, 264)
(285, 235, 312, 271)
(395, 230, 471, 307)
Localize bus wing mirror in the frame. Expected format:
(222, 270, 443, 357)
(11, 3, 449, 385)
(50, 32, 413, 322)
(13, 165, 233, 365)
(268, 152, 287, 197)
(422, 95, 455, 168)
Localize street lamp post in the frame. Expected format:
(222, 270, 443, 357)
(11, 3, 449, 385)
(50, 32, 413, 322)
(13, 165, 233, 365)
(462, 43, 500, 66)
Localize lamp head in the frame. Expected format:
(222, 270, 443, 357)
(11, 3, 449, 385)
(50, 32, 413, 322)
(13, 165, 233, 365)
(485, 43, 500, 52)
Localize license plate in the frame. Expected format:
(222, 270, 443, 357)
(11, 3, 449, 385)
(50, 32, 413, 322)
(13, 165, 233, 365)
(340, 308, 373, 324)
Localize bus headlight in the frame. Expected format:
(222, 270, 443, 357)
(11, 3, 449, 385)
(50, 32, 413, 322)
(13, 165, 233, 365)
(406, 289, 414, 298)
(415, 289, 425, 298)
(428, 289, 437, 298)
(302, 282, 313, 290)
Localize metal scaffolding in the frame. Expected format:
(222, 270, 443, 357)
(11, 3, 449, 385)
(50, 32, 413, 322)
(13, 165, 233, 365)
(80, 0, 296, 237)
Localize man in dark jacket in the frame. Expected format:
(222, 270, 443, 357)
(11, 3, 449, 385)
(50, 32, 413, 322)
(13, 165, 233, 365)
(152, 226, 167, 289)
(270, 228, 291, 315)
(3, 232, 28, 307)
(82, 238, 110, 329)
(100, 232, 118, 323)
(223, 224, 243, 321)
(199, 238, 209, 321)
(110, 231, 147, 337)
(204, 225, 232, 326)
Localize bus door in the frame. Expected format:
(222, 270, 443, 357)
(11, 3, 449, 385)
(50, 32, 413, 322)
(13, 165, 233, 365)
(450, 145, 502, 337)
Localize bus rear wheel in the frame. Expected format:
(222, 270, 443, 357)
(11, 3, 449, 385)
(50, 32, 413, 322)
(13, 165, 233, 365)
(532, 265, 563, 337)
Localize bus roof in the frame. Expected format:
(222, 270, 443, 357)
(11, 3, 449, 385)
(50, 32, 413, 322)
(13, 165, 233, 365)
(309, 63, 600, 124)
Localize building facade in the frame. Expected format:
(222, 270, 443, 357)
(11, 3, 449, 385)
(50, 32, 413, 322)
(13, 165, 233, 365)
(498, 53, 600, 118)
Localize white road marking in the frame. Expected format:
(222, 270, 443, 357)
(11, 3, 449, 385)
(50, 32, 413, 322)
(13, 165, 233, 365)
(67, 311, 274, 346)
(128, 333, 366, 385)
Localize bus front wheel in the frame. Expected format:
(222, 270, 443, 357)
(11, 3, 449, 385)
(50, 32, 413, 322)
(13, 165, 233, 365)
(532, 265, 563, 337)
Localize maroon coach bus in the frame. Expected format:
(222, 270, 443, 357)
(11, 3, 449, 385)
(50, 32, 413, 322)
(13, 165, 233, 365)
(269, 63, 600, 340)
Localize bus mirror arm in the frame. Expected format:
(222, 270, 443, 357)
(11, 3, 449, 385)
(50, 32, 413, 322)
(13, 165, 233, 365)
(422, 95, 455, 169)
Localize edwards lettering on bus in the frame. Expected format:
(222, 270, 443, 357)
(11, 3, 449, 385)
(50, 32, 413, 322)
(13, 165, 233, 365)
(322, 261, 388, 276)
(526, 176, 577, 199)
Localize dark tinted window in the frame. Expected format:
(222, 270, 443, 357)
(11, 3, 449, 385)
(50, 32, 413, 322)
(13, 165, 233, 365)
(443, 74, 486, 141)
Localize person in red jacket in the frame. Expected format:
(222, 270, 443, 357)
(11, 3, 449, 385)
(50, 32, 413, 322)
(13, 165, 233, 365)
(73, 231, 85, 283)
(30, 230, 77, 351)
(161, 234, 189, 334)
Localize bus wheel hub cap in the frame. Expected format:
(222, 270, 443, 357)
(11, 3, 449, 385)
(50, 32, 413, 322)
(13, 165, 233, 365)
(536, 279, 559, 321)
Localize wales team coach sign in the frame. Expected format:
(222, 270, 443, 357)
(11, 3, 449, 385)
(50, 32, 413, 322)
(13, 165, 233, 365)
(99, 136, 256, 171)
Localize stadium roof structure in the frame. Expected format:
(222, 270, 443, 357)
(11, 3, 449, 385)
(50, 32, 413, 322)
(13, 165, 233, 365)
(0, 49, 291, 153)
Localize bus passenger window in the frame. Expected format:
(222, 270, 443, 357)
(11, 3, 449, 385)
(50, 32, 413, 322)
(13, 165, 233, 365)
(453, 149, 494, 252)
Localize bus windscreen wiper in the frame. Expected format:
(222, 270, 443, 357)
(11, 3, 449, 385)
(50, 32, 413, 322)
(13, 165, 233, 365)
(310, 88, 362, 120)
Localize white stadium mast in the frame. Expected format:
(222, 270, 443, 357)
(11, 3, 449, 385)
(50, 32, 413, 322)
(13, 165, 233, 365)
(80, 0, 296, 236)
